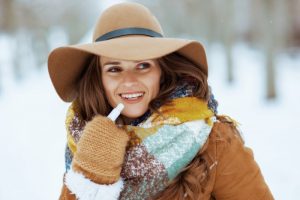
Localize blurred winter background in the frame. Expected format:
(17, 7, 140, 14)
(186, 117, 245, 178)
(0, 0, 299, 199)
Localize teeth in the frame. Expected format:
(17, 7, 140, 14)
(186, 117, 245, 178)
(121, 93, 144, 99)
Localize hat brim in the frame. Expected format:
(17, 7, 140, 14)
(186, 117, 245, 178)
(48, 36, 208, 102)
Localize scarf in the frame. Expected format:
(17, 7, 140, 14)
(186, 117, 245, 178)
(64, 81, 218, 199)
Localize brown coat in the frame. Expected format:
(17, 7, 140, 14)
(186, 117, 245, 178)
(59, 117, 274, 200)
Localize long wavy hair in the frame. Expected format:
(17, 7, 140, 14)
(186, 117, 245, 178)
(76, 52, 210, 199)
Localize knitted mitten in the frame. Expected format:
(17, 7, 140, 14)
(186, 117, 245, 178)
(72, 115, 129, 184)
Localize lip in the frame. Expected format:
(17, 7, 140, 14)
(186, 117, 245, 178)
(118, 92, 145, 104)
(118, 91, 145, 95)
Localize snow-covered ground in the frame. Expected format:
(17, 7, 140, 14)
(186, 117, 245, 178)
(0, 37, 299, 199)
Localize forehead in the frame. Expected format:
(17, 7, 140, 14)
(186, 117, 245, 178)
(100, 56, 158, 67)
(100, 56, 139, 65)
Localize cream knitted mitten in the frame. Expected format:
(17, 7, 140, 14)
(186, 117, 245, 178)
(72, 115, 129, 184)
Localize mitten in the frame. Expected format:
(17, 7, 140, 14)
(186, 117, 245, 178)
(71, 115, 129, 184)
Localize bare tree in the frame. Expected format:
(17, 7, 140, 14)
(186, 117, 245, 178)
(254, 0, 291, 99)
(1, 0, 299, 99)
(0, 0, 99, 82)
(213, 0, 235, 83)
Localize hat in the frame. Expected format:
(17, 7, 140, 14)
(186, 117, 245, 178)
(48, 2, 208, 102)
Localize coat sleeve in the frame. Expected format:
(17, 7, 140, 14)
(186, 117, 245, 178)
(211, 120, 274, 200)
(58, 145, 76, 200)
(59, 182, 76, 200)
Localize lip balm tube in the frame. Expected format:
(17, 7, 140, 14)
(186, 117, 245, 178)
(107, 103, 125, 122)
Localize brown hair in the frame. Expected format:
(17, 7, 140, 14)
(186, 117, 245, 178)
(76, 52, 210, 199)
(76, 52, 209, 121)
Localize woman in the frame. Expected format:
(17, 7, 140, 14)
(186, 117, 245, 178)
(48, 2, 274, 200)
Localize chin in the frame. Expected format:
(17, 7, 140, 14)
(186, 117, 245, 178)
(123, 111, 145, 119)
(122, 108, 148, 119)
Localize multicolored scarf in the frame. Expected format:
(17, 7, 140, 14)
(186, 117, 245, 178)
(64, 80, 218, 199)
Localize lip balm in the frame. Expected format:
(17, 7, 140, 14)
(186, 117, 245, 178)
(107, 103, 125, 122)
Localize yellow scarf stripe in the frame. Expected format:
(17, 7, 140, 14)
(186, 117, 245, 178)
(65, 97, 215, 152)
(148, 97, 214, 125)
(65, 102, 77, 154)
(125, 125, 162, 140)
(124, 97, 214, 142)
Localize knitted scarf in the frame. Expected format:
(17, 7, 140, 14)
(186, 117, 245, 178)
(64, 81, 218, 199)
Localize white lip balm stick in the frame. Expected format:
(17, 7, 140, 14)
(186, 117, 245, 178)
(107, 103, 125, 122)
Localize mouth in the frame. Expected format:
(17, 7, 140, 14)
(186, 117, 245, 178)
(118, 92, 145, 101)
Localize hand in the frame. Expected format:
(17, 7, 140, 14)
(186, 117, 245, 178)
(72, 115, 129, 184)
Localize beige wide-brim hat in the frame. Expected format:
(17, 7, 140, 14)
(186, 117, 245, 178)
(48, 2, 208, 102)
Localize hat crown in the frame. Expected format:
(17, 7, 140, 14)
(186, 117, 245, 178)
(92, 2, 164, 41)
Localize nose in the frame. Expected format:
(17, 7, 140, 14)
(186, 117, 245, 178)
(121, 71, 138, 87)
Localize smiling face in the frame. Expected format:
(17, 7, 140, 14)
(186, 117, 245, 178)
(100, 56, 161, 121)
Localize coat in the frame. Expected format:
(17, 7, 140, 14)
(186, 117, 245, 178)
(59, 116, 274, 200)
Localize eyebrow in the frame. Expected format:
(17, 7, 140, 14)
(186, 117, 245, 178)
(102, 60, 145, 67)
(102, 61, 121, 66)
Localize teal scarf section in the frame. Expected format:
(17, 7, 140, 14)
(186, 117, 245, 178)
(119, 97, 216, 199)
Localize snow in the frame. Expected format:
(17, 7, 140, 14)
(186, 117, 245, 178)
(208, 43, 300, 200)
(0, 35, 299, 199)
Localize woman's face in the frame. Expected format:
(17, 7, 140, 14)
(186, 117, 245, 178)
(100, 56, 161, 120)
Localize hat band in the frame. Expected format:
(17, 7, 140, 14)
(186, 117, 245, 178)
(95, 27, 163, 42)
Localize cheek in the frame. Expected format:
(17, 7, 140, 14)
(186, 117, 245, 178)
(102, 76, 110, 93)
(153, 77, 161, 95)
(147, 71, 161, 98)
(102, 76, 117, 103)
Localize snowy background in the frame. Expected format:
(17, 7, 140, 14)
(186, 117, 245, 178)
(1, 0, 300, 199)
(1, 37, 299, 200)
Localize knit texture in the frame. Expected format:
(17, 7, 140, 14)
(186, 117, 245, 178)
(63, 80, 220, 199)
(66, 97, 216, 199)
(72, 115, 129, 184)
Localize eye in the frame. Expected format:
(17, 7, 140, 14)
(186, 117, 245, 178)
(107, 66, 122, 72)
(137, 62, 151, 70)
